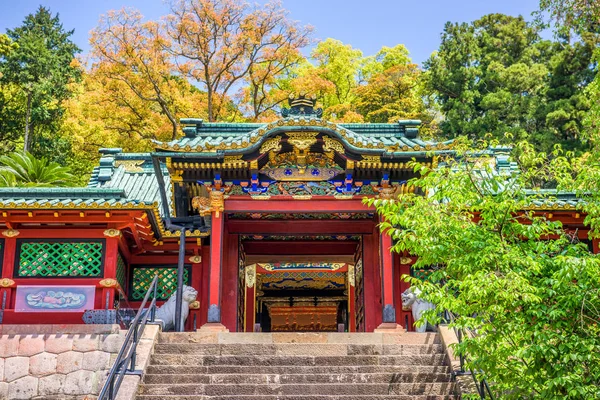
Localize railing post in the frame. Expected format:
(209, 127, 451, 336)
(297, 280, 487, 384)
(175, 227, 187, 332)
(150, 274, 158, 322)
(130, 326, 138, 372)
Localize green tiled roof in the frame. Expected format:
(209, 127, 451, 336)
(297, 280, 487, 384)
(155, 117, 454, 155)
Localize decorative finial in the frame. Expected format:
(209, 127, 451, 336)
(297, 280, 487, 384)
(281, 93, 323, 118)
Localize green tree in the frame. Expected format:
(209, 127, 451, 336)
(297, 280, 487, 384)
(0, 6, 81, 152)
(369, 141, 600, 399)
(0, 151, 73, 187)
(424, 13, 596, 152)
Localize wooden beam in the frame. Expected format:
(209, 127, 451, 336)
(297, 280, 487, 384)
(224, 198, 374, 213)
(227, 219, 375, 234)
(243, 241, 358, 255)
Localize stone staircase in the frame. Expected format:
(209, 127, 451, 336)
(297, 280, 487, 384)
(136, 331, 457, 400)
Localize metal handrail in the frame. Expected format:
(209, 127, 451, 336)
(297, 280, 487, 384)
(444, 310, 495, 400)
(98, 274, 159, 400)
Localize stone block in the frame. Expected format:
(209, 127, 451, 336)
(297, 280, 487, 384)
(141, 325, 159, 341)
(18, 335, 45, 357)
(0, 336, 20, 357)
(115, 375, 140, 400)
(72, 335, 99, 352)
(45, 334, 74, 354)
(0, 382, 7, 399)
(82, 351, 110, 371)
(272, 332, 328, 343)
(100, 333, 125, 353)
(64, 370, 97, 396)
(4, 357, 29, 382)
(38, 374, 66, 397)
(29, 353, 58, 377)
(1, 325, 53, 335)
(0, 358, 4, 382)
(8, 376, 38, 399)
(56, 351, 84, 374)
(51, 324, 119, 335)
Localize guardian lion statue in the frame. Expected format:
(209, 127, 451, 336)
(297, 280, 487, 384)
(154, 285, 198, 331)
(401, 288, 435, 333)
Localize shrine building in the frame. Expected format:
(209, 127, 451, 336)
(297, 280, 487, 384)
(0, 97, 592, 332)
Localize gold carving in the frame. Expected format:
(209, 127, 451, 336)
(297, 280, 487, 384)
(2, 229, 20, 237)
(250, 195, 271, 200)
(115, 160, 144, 173)
(292, 195, 312, 200)
(189, 255, 202, 263)
(0, 278, 15, 287)
(260, 137, 282, 154)
(245, 264, 256, 288)
(249, 159, 259, 170)
(334, 194, 354, 200)
(348, 264, 355, 287)
(189, 300, 200, 309)
(346, 159, 355, 170)
(361, 155, 381, 163)
(103, 229, 121, 238)
(99, 279, 118, 288)
(379, 187, 396, 200)
(288, 132, 318, 173)
(322, 137, 344, 154)
(192, 190, 224, 217)
(399, 257, 412, 264)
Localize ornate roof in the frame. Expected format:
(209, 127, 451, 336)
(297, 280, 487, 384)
(154, 117, 454, 156)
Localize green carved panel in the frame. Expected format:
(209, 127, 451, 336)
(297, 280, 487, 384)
(17, 240, 104, 277)
(116, 253, 127, 291)
(412, 266, 435, 281)
(130, 266, 190, 301)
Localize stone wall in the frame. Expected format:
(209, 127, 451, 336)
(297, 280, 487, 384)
(0, 324, 159, 400)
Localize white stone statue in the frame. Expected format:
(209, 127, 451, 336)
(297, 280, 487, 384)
(154, 285, 198, 331)
(401, 287, 435, 333)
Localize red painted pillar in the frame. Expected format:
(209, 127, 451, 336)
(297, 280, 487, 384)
(363, 229, 382, 332)
(100, 233, 120, 310)
(244, 264, 256, 332)
(1, 234, 18, 309)
(380, 218, 396, 323)
(593, 239, 599, 254)
(221, 225, 238, 331)
(207, 209, 224, 325)
(348, 265, 356, 332)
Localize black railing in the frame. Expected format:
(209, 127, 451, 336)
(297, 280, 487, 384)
(444, 310, 495, 400)
(98, 274, 159, 400)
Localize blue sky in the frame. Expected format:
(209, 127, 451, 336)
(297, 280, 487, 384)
(0, 0, 543, 66)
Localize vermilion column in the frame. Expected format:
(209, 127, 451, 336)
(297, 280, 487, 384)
(348, 264, 356, 332)
(380, 220, 396, 324)
(205, 190, 226, 328)
(1, 232, 19, 309)
(101, 231, 121, 309)
(244, 264, 256, 332)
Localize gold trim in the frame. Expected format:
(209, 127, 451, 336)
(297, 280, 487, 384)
(250, 195, 271, 200)
(399, 257, 412, 264)
(189, 255, 202, 263)
(103, 229, 121, 238)
(291, 195, 313, 200)
(2, 229, 20, 237)
(99, 278, 118, 288)
(245, 264, 256, 288)
(348, 264, 355, 287)
(189, 300, 200, 309)
(0, 278, 15, 287)
(115, 160, 144, 173)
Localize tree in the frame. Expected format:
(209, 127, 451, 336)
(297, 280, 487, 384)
(90, 8, 187, 140)
(0, 151, 73, 187)
(536, 0, 600, 36)
(0, 7, 81, 152)
(370, 141, 600, 399)
(165, 0, 311, 122)
(310, 38, 363, 108)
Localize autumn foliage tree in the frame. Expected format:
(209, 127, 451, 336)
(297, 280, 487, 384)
(165, 0, 312, 122)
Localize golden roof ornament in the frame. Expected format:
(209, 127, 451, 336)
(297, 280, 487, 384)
(281, 93, 323, 118)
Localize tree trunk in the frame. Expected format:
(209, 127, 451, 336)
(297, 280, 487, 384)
(23, 91, 32, 152)
(207, 86, 214, 122)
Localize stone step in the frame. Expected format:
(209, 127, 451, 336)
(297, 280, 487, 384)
(150, 354, 448, 367)
(146, 364, 452, 376)
(143, 372, 452, 385)
(157, 332, 441, 345)
(138, 382, 456, 396)
(153, 343, 445, 356)
(137, 396, 457, 400)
